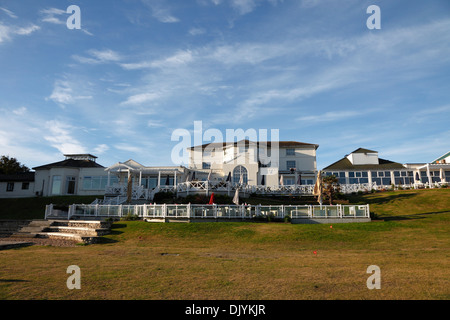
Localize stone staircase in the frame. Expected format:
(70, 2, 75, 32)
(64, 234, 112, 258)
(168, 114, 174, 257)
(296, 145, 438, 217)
(9, 220, 112, 244)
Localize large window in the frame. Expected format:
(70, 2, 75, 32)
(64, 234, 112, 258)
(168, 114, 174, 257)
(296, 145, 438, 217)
(51, 175, 62, 195)
(233, 166, 248, 184)
(82, 176, 117, 190)
(286, 161, 296, 170)
(324, 171, 346, 184)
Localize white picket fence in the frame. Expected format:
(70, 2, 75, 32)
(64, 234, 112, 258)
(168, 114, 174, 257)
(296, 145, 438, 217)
(45, 203, 370, 220)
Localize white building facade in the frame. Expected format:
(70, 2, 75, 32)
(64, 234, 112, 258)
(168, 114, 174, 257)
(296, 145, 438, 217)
(323, 148, 450, 190)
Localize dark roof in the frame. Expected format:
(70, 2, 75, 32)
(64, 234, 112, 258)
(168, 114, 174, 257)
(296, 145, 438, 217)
(350, 147, 378, 154)
(323, 157, 405, 171)
(189, 139, 318, 150)
(0, 172, 35, 182)
(32, 159, 104, 170)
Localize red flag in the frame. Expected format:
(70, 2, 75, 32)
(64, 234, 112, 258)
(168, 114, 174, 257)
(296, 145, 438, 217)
(208, 192, 215, 204)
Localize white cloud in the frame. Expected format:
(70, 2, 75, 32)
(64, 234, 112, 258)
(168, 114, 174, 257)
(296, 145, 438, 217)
(12, 106, 27, 116)
(141, 0, 180, 23)
(15, 25, 40, 35)
(72, 49, 121, 64)
(0, 7, 17, 19)
(189, 27, 206, 36)
(0, 22, 40, 44)
(47, 80, 93, 106)
(44, 120, 87, 155)
(94, 144, 109, 155)
(121, 92, 162, 105)
(296, 110, 364, 123)
(230, 0, 257, 15)
(40, 8, 66, 25)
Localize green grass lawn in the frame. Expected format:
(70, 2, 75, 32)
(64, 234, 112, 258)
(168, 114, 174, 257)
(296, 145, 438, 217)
(0, 189, 449, 300)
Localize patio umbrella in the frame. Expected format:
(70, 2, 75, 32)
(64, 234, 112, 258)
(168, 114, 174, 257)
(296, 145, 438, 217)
(226, 172, 231, 182)
(415, 172, 420, 181)
(165, 175, 170, 186)
(297, 173, 302, 185)
(261, 175, 265, 185)
(232, 188, 239, 205)
(126, 171, 132, 203)
(207, 170, 212, 181)
(239, 173, 244, 185)
(313, 170, 323, 206)
(208, 192, 214, 204)
(279, 175, 284, 186)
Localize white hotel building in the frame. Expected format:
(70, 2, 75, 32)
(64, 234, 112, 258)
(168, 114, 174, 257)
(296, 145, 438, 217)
(1, 146, 448, 200)
(103, 140, 319, 202)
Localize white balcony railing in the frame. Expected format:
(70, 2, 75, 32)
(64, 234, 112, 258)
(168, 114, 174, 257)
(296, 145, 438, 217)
(45, 203, 370, 220)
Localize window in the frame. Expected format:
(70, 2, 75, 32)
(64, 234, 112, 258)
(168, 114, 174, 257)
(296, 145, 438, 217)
(22, 182, 30, 190)
(286, 161, 296, 170)
(6, 182, 14, 192)
(284, 178, 295, 185)
(82, 176, 116, 190)
(233, 166, 248, 184)
(202, 162, 211, 169)
(286, 148, 295, 156)
(51, 176, 62, 195)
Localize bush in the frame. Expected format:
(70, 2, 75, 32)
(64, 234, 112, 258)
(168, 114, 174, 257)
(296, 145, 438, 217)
(120, 213, 140, 221)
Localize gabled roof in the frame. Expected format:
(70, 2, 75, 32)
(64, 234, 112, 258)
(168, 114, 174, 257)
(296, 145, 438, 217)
(323, 157, 404, 171)
(349, 147, 378, 154)
(432, 151, 450, 164)
(189, 139, 318, 150)
(32, 159, 104, 170)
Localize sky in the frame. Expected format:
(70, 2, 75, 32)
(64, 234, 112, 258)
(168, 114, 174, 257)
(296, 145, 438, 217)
(0, 0, 449, 170)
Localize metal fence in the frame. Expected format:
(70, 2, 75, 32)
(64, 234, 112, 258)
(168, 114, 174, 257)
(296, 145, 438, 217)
(45, 203, 370, 220)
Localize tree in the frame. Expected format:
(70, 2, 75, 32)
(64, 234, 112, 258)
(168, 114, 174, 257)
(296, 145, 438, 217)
(0, 156, 30, 175)
(322, 175, 340, 205)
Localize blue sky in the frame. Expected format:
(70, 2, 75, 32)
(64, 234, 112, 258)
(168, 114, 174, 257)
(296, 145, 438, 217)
(0, 0, 449, 170)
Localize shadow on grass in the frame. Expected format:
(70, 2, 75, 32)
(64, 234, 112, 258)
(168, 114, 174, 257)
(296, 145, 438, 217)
(382, 210, 450, 221)
(0, 279, 31, 282)
(348, 192, 418, 205)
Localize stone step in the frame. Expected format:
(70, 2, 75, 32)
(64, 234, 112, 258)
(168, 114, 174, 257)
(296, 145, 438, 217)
(36, 232, 98, 244)
(10, 232, 38, 238)
(45, 226, 110, 236)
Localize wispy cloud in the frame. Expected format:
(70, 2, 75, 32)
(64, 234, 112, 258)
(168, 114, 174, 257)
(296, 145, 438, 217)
(0, 7, 17, 19)
(40, 8, 66, 25)
(141, 0, 180, 23)
(73, 49, 122, 64)
(297, 110, 366, 123)
(0, 22, 40, 44)
(121, 92, 162, 106)
(47, 80, 92, 106)
(44, 120, 87, 155)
